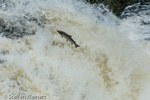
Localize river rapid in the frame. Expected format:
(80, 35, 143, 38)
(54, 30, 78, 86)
(0, 0, 150, 100)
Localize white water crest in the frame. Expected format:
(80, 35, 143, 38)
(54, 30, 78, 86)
(0, 0, 150, 100)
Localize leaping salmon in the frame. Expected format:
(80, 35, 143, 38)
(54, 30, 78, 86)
(57, 30, 80, 48)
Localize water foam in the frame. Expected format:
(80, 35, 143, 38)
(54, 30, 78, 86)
(0, 0, 150, 100)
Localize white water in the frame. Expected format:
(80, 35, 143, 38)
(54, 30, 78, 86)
(0, 0, 150, 100)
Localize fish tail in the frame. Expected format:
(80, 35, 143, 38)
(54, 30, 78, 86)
(75, 44, 80, 48)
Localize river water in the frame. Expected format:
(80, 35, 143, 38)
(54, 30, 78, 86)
(0, 0, 150, 100)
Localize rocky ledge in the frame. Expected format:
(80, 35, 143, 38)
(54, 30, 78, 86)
(86, 0, 150, 16)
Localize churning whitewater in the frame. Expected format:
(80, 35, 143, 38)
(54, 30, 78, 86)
(0, 0, 150, 100)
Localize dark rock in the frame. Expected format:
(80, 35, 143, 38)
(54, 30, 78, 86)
(0, 50, 9, 55)
(85, 0, 149, 16)
(144, 38, 150, 41)
(141, 21, 150, 25)
(0, 50, 9, 64)
(0, 14, 46, 39)
(121, 2, 150, 18)
(0, 0, 14, 11)
(0, 59, 5, 64)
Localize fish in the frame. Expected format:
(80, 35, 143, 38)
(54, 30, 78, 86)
(57, 30, 80, 48)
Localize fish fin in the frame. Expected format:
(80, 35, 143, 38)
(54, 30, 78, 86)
(68, 35, 72, 37)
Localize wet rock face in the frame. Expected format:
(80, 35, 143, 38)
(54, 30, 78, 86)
(0, 50, 9, 64)
(0, 19, 35, 39)
(0, 0, 14, 11)
(121, 1, 150, 18)
(0, 0, 28, 39)
(104, 0, 138, 16)
(0, 14, 46, 39)
(85, 0, 104, 4)
(86, 0, 149, 16)
(0, 59, 5, 64)
(0, 1, 46, 39)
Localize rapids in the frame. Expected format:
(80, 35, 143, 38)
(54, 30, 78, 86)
(0, 0, 150, 100)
